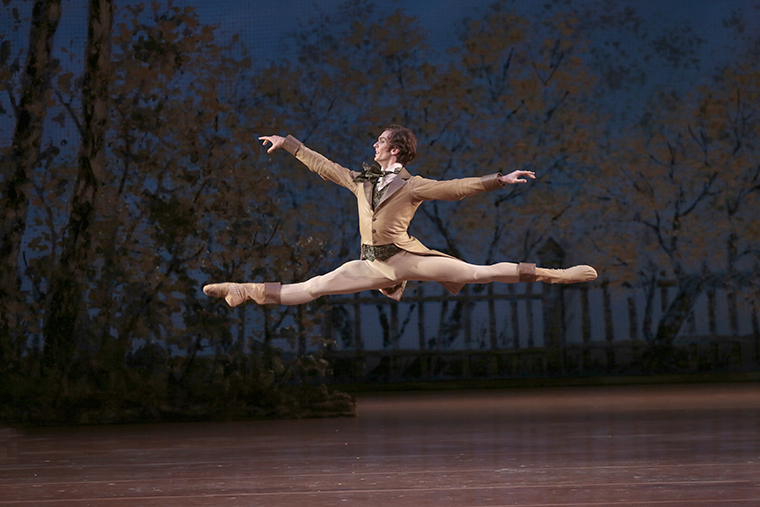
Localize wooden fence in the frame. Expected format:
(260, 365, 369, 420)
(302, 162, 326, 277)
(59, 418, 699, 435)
(234, 270, 760, 383)
(289, 280, 760, 383)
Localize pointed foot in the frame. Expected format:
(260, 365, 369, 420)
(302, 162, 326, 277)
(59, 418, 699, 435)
(203, 282, 263, 307)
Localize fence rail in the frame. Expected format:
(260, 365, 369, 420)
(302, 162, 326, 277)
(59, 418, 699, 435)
(300, 280, 760, 382)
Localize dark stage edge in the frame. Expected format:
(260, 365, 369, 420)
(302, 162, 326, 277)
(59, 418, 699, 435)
(2, 382, 759, 506)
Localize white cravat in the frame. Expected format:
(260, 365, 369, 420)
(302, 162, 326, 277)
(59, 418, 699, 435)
(377, 162, 403, 191)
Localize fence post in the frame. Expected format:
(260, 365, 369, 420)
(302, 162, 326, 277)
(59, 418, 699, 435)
(508, 284, 520, 348)
(488, 284, 499, 376)
(353, 292, 364, 381)
(539, 238, 565, 349)
(297, 306, 306, 356)
(603, 282, 615, 371)
(389, 302, 399, 380)
(416, 284, 429, 379)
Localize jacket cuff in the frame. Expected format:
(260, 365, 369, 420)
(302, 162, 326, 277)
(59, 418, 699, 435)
(282, 135, 303, 156)
(481, 173, 505, 191)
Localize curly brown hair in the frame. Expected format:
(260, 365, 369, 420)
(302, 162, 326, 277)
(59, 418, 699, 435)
(385, 124, 417, 166)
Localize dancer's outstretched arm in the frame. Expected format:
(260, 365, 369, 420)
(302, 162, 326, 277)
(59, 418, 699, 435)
(258, 134, 362, 192)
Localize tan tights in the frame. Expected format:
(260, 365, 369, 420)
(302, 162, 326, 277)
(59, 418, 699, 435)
(279, 251, 519, 305)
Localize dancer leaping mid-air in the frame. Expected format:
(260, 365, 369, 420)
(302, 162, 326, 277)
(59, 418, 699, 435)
(203, 125, 597, 307)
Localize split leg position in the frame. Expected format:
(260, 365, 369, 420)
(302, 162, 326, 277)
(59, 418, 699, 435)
(203, 252, 597, 307)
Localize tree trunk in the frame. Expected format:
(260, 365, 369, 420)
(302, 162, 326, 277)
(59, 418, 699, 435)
(0, 0, 61, 365)
(43, 0, 112, 373)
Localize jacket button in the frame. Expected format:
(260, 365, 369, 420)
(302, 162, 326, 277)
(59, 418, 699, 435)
(372, 217, 377, 221)
(372, 229, 377, 233)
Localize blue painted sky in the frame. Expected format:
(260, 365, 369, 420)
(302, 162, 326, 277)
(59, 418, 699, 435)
(52, 1, 760, 106)
(28, 0, 760, 67)
(175, 0, 758, 67)
(2, 0, 759, 144)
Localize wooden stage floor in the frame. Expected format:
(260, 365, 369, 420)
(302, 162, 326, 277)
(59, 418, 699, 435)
(2, 382, 759, 506)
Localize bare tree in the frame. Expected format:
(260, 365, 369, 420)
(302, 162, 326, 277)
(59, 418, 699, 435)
(43, 0, 112, 374)
(0, 0, 61, 366)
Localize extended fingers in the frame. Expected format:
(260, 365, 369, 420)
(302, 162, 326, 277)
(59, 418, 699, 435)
(258, 136, 278, 153)
(503, 170, 535, 184)
(514, 171, 535, 183)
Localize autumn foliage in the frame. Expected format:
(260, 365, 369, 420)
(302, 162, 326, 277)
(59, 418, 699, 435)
(1, 0, 758, 423)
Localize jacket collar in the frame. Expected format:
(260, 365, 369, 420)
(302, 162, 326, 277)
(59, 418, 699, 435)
(361, 167, 412, 209)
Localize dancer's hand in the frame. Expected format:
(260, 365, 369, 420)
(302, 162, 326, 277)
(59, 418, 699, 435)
(499, 170, 535, 185)
(259, 135, 285, 153)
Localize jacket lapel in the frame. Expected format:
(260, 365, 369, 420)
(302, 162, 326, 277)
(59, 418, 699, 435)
(376, 174, 407, 208)
(364, 168, 411, 211)
(379, 168, 412, 207)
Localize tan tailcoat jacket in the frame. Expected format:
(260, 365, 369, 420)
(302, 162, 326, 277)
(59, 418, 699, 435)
(282, 135, 505, 298)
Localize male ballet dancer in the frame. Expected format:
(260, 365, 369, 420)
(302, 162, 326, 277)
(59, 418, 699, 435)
(204, 125, 597, 307)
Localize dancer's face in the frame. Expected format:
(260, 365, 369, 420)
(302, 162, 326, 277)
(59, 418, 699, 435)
(373, 130, 399, 169)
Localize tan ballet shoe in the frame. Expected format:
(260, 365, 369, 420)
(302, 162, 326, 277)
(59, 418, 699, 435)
(518, 263, 597, 284)
(203, 282, 266, 307)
